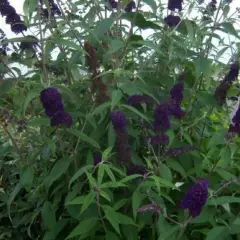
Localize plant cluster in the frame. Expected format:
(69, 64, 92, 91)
(0, 0, 240, 239)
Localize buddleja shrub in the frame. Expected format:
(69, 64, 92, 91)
(0, 0, 240, 239)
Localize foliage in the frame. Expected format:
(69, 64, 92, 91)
(1, 0, 240, 239)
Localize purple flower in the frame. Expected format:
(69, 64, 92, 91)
(127, 95, 153, 105)
(214, 81, 231, 105)
(50, 2, 61, 15)
(51, 111, 73, 127)
(170, 82, 184, 105)
(94, 152, 102, 166)
(0, 4, 16, 16)
(232, 107, 240, 123)
(11, 22, 27, 34)
(0, 0, 10, 6)
(228, 123, 240, 135)
(228, 106, 240, 135)
(44, 101, 64, 117)
(137, 201, 162, 214)
(165, 146, 196, 157)
(110, 111, 127, 131)
(223, 62, 239, 83)
(40, 87, 62, 104)
(151, 134, 169, 145)
(127, 164, 147, 176)
(164, 15, 181, 27)
(108, 0, 118, 9)
(153, 103, 170, 132)
(5, 12, 20, 24)
(124, 1, 136, 12)
(168, 103, 186, 119)
(167, 0, 183, 11)
(115, 131, 131, 164)
(40, 87, 64, 117)
(180, 179, 209, 217)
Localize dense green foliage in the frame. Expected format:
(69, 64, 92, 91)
(1, 0, 240, 239)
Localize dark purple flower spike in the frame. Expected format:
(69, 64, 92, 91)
(180, 179, 208, 217)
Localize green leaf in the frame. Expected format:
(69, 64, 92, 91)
(20, 166, 34, 187)
(22, 91, 38, 115)
(29, 117, 50, 126)
(45, 158, 72, 188)
(132, 190, 142, 220)
(217, 146, 231, 168)
(119, 174, 142, 183)
(51, 39, 83, 51)
(121, 104, 151, 123)
(105, 165, 116, 182)
(206, 226, 228, 240)
(108, 40, 124, 53)
(7, 182, 22, 219)
(151, 176, 177, 189)
(80, 191, 95, 214)
(108, 125, 116, 147)
(103, 206, 121, 235)
(216, 169, 235, 181)
(102, 147, 113, 160)
(68, 129, 100, 149)
(95, 18, 115, 37)
(97, 164, 105, 185)
(66, 218, 98, 239)
(208, 196, 240, 206)
(41, 201, 56, 231)
(159, 164, 172, 183)
(167, 160, 186, 178)
(55, 84, 81, 108)
(105, 231, 120, 240)
(101, 182, 126, 189)
(121, 12, 161, 30)
(221, 22, 240, 39)
(116, 212, 137, 226)
(91, 102, 111, 116)
(85, 171, 97, 187)
(65, 196, 85, 205)
(111, 90, 123, 109)
(0, 80, 14, 95)
(69, 165, 93, 188)
(23, 0, 38, 20)
(113, 199, 128, 211)
(208, 131, 226, 148)
(100, 190, 112, 202)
